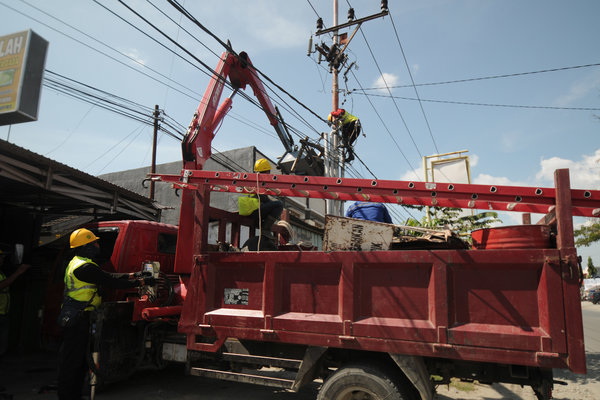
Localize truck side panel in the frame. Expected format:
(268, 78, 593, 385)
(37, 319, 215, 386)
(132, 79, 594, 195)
(179, 248, 582, 371)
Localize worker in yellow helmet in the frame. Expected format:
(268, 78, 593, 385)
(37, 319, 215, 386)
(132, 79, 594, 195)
(0, 244, 30, 357)
(238, 158, 284, 249)
(327, 108, 361, 162)
(58, 228, 155, 400)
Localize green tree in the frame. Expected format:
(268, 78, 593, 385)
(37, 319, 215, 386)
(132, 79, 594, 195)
(575, 222, 600, 247)
(587, 256, 597, 278)
(406, 207, 501, 238)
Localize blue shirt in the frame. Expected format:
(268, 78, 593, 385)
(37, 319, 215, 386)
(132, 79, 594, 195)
(345, 202, 392, 223)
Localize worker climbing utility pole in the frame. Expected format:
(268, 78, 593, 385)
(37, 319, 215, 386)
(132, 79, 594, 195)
(312, 1, 389, 215)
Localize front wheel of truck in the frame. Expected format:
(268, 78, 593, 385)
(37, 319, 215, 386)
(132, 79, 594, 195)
(317, 362, 414, 400)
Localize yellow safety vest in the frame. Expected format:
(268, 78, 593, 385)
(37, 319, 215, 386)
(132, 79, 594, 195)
(0, 272, 8, 316)
(64, 256, 101, 310)
(239, 194, 259, 216)
(340, 111, 358, 125)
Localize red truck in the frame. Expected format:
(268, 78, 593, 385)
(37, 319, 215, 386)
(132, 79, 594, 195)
(87, 50, 599, 400)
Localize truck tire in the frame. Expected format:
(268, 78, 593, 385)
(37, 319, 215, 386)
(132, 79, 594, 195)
(317, 362, 413, 400)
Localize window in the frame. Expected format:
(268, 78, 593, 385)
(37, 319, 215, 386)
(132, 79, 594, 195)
(157, 233, 177, 254)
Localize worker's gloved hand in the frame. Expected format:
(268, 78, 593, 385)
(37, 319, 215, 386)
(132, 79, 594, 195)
(143, 277, 157, 286)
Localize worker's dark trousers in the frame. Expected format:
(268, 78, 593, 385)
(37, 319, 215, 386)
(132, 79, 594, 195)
(250, 201, 283, 225)
(58, 313, 90, 400)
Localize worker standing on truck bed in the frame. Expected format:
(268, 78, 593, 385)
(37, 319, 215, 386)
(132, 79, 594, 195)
(58, 228, 155, 400)
(346, 201, 393, 223)
(328, 108, 361, 162)
(238, 158, 284, 239)
(241, 220, 294, 251)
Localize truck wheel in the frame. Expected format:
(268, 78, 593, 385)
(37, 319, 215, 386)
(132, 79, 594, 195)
(317, 362, 412, 400)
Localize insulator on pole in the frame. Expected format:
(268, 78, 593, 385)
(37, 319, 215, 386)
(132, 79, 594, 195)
(347, 8, 355, 21)
(316, 18, 324, 31)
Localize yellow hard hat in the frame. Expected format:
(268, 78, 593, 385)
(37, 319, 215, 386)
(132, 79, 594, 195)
(254, 158, 271, 172)
(70, 228, 99, 248)
(327, 114, 333, 122)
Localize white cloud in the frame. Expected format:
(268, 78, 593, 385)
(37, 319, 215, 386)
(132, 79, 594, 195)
(536, 149, 600, 189)
(554, 71, 600, 107)
(198, 1, 308, 51)
(122, 48, 146, 66)
(373, 73, 400, 91)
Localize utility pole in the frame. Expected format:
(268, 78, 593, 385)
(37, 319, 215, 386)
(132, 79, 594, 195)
(329, 0, 340, 216)
(312, 1, 389, 216)
(150, 105, 159, 201)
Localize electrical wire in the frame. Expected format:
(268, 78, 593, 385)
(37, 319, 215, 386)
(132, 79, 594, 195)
(356, 26, 422, 158)
(10, 0, 202, 103)
(341, 0, 423, 159)
(306, 0, 321, 20)
(388, 9, 439, 154)
(350, 70, 420, 180)
(113, 0, 323, 144)
(12, 0, 324, 146)
(45, 103, 96, 156)
(352, 92, 600, 111)
(85, 124, 146, 170)
(165, 0, 327, 125)
(96, 124, 148, 174)
(355, 62, 600, 91)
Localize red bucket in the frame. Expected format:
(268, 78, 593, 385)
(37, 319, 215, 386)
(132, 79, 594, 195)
(471, 225, 551, 249)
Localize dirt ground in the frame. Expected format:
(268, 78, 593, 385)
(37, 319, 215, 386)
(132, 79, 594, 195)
(1, 302, 598, 399)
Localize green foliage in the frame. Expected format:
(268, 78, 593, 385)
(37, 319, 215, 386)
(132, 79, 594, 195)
(588, 256, 597, 278)
(406, 207, 501, 236)
(575, 222, 600, 247)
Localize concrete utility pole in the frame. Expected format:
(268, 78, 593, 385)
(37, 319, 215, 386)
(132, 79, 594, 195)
(329, 0, 341, 216)
(312, 1, 389, 216)
(150, 104, 159, 201)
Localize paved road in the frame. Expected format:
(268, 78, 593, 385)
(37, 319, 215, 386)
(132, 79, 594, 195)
(3, 302, 600, 399)
(437, 301, 600, 399)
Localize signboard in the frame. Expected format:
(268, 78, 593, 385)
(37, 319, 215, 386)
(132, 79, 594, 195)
(431, 157, 470, 184)
(0, 30, 48, 125)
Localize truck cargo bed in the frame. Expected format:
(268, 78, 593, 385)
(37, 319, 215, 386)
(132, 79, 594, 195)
(179, 247, 585, 374)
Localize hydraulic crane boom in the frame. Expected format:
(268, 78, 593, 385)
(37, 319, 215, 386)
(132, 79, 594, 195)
(181, 50, 291, 170)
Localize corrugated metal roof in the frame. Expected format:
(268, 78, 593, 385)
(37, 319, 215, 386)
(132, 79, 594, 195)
(0, 138, 161, 223)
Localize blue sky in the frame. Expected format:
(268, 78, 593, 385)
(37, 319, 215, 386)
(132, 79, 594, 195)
(1, 1, 599, 263)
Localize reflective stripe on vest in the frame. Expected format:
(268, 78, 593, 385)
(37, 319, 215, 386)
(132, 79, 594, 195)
(340, 111, 358, 125)
(239, 194, 259, 216)
(0, 272, 8, 315)
(64, 256, 101, 310)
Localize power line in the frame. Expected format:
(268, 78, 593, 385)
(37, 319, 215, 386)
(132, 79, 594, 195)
(355, 62, 600, 91)
(9, 0, 205, 104)
(388, 10, 439, 154)
(96, 124, 147, 175)
(350, 70, 420, 180)
(306, 0, 321, 20)
(356, 24, 423, 158)
(352, 92, 600, 111)
(15, 0, 316, 148)
(165, 0, 327, 125)
(113, 0, 323, 143)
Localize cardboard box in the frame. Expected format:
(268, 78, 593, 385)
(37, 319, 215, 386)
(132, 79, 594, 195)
(323, 215, 393, 251)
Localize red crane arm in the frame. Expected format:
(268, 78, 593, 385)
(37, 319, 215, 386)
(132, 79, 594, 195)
(181, 51, 284, 170)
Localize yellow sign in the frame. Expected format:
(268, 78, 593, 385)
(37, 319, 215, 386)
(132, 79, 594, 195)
(0, 30, 28, 114)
